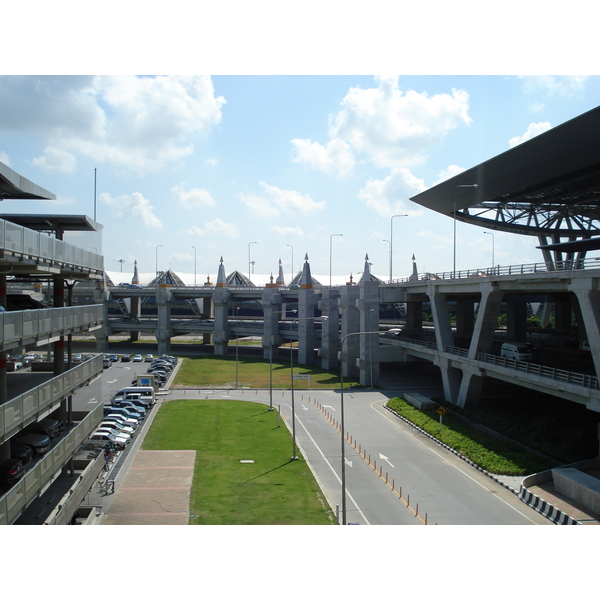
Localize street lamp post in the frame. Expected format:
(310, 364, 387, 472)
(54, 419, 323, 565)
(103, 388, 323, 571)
(248, 241, 257, 282)
(452, 184, 478, 277)
(155, 244, 163, 276)
(339, 329, 384, 524)
(390, 214, 408, 283)
(483, 231, 495, 272)
(329, 234, 343, 287)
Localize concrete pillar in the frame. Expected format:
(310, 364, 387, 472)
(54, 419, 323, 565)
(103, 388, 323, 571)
(202, 286, 213, 345)
(455, 299, 475, 338)
(428, 285, 454, 352)
(212, 288, 230, 356)
(53, 277, 65, 376)
(319, 288, 341, 371)
(405, 301, 423, 333)
(435, 356, 461, 404)
(468, 285, 503, 358)
(339, 284, 360, 378)
(261, 289, 283, 361)
(0, 275, 6, 404)
(130, 295, 140, 342)
(506, 297, 528, 341)
(570, 281, 600, 379)
(156, 284, 171, 355)
(554, 298, 573, 335)
(297, 288, 316, 365)
(457, 366, 486, 409)
(358, 275, 380, 387)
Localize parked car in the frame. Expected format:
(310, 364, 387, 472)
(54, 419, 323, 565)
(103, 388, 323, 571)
(0, 458, 24, 483)
(10, 441, 34, 465)
(132, 354, 143, 362)
(72, 353, 83, 363)
(100, 420, 135, 435)
(28, 417, 64, 439)
(144, 354, 154, 362)
(109, 354, 119, 362)
(103, 358, 112, 369)
(95, 427, 131, 443)
(111, 401, 146, 416)
(15, 431, 52, 454)
(121, 354, 131, 362)
(104, 405, 143, 420)
(89, 432, 127, 448)
(104, 413, 139, 429)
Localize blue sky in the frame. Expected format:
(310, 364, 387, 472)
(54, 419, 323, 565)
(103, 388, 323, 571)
(2, 7, 599, 286)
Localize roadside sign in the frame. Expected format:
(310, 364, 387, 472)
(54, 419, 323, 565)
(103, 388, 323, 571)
(437, 406, 446, 416)
(293, 374, 311, 380)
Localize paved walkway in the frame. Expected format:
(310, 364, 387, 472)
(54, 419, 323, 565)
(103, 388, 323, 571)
(101, 450, 195, 525)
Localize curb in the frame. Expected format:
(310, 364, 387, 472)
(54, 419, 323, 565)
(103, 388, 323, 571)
(382, 404, 578, 525)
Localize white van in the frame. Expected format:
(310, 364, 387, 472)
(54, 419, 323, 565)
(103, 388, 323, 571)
(501, 343, 533, 361)
(111, 386, 155, 405)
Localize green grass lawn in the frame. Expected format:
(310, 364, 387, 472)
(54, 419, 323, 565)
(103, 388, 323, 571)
(173, 355, 358, 389)
(142, 399, 334, 525)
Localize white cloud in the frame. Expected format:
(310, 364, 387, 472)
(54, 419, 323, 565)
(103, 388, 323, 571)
(290, 137, 354, 176)
(509, 122, 552, 148)
(328, 76, 472, 168)
(358, 167, 426, 217)
(205, 158, 218, 166)
(32, 146, 77, 173)
(519, 75, 588, 97)
(0, 75, 226, 174)
(171, 183, 216, 209)
(432, 164, 466, 186)
(270, 225, 304, 236)
(99, 191, 162, 229)
(186, 218, 238, 238)
(240, 181, 325, 217)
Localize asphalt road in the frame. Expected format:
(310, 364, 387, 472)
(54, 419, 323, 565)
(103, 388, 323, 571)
(74, 354, 551, 525)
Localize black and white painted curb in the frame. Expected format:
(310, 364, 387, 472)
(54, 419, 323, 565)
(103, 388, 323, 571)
(383, 404, 579, 525)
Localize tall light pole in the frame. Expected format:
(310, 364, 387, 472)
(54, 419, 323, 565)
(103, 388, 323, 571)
(390, 214, 408, 283)
(453, 184, 478, 277)
(248, 241, 257, 282)
(287, 244, 294, 283)
(339, 330, 384, 524)
(383, 240, 390, 278)
(118, 259, 125, 272)
(484, 231, 495, 272)
(329, 234, 343, 287)
(155, 244, 162, 276)
(192, 246, 197, 286)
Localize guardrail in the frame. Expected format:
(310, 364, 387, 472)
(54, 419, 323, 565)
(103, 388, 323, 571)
(1, 304, 104, 351)
(389, 335, 599, 391)
(391, 256, 600, 284)
(0, 402, 105, 524)
(0, 217, 103, 273)
(0, 355, 104, 443)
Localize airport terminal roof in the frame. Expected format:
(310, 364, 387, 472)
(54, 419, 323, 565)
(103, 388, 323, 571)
(0, 161, 56, 200)
(410, 106, 600, 242)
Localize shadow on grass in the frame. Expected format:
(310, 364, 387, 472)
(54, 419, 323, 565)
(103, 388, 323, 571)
(243, 459, 298, 484)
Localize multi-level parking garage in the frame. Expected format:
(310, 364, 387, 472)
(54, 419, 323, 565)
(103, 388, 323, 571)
(97, 107, 600, 419)
(0, 161, 105, 524)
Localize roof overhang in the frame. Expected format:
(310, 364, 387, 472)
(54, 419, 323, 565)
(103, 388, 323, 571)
(0, 162, 56, 200)
(410, 106, 600, 236)
(0, 214, 102, 235)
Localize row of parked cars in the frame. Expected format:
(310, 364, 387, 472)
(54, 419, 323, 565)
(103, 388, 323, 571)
(0, 417, 65, 485)
(138, 355, 177, 386)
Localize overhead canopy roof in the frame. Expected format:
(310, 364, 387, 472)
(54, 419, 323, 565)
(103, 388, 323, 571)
(410, 105, 600, 238)
(0, 161, 56, 200)
(0, 214, 101, 236)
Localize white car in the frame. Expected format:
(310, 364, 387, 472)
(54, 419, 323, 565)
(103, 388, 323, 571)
(95, 427, 131, 444)
(99, 421, 135, 436)
(89, 432, 128, 447)
(104, 413, 139, 429)
(132, 354, 143, 362)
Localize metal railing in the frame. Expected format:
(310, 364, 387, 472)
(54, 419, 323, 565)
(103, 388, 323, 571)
(1, 304, 104, 351)
(0, 217, 103, 273)
(390, 256, 600, 284)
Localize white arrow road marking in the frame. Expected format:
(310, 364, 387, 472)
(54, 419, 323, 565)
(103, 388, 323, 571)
(379, 453, 394, 468)
(302, 404, 309, 411)
(323, 405, 336, 411)
(88, 397, 97, 404)
(107, 379, 118, 384)
(345, 458, 353, 467)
